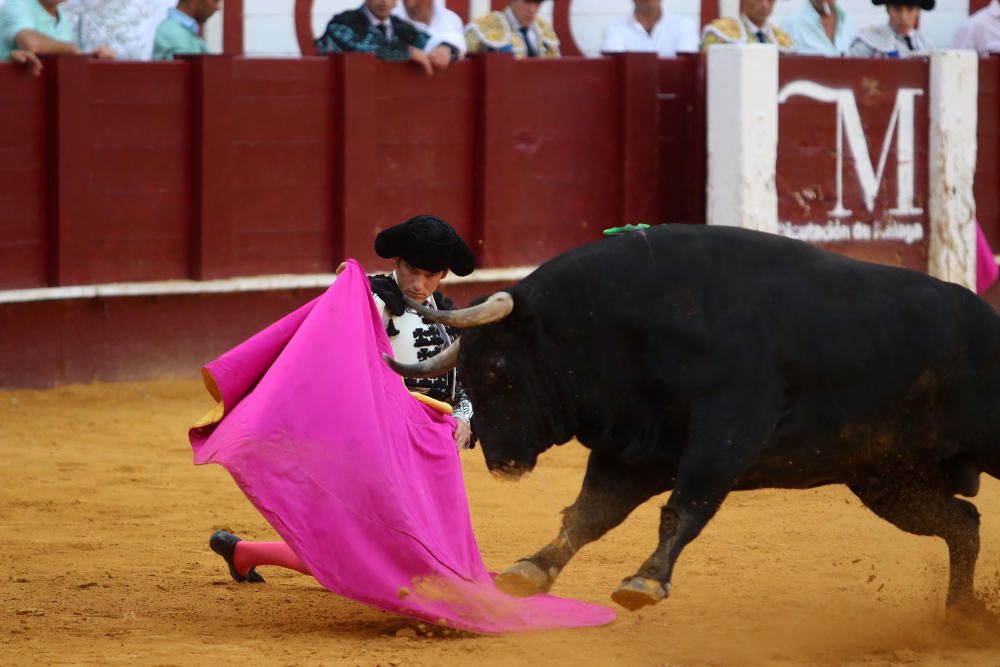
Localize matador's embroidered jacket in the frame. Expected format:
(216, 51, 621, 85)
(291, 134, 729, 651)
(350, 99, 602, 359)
(701, 14, 794, 51)
(465, 7, 560, 58)
(369, 273, 474, 424)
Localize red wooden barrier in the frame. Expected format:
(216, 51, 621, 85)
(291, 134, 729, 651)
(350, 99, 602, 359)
(0, 63, 46, 289)
(206, 56, 337, 278)
(351, 53, 478, 270)
(3, 53, 999, 390)
(977, 57, 1000, 249)
(0, 53, 681, 291)
(477, 55, 619, 266)
(658, 54, 705, 226)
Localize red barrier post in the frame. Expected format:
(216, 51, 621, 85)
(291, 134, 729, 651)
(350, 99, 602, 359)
(976, 57, 1000, 248)
(222, 0, 244, 55)
(658, 54, 705, 225)
(0, 63, 47, 289)
(617, 52, 660, 227)
(473, 53, 516, 268)
(334, 53, 379, 265)
(189, 55, 236, 280)
(45, 56, 94, 286)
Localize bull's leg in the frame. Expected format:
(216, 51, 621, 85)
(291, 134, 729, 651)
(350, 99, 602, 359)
(611, 448, 745, 611)
(495, 452, 669, 597)
(849, 478, 981, 612)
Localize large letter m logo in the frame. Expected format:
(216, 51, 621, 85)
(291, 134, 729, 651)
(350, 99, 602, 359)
(778, 81, 923, 218)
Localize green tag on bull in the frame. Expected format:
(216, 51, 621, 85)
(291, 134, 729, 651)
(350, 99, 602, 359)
(603, 224, 651, 236)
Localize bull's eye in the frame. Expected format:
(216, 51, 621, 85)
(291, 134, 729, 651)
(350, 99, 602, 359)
(484, 357, 505, 384)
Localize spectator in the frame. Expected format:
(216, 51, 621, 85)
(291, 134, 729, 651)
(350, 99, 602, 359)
(392, 0, 466, 68)
(602, 0, 699, 57)
(65, 0, 174, 61)
(466, 0, 560, 58)
(850, 0, 932, 57)
(953, 0, 1000, 55)
(779, 0, 856, 55)
(152, 0, 217, 60)
(9, 48, 43, 73)
(701, 0, 794, 50)
(315, 0, 438, 76)
(0, 0, 114, 60)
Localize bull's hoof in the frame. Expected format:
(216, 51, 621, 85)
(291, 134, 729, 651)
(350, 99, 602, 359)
(947, 596, 997, 622)
(611, 577, 669, 611)
(495, 561, 552, 597)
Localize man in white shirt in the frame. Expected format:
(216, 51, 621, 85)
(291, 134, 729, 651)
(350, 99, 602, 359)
(601, 0, 699, 57)
(392, 0, 466, 65)
(953, 0, 1000, 55)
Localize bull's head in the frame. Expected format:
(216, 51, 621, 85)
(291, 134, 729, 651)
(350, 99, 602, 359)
(384, 291, 561, 479)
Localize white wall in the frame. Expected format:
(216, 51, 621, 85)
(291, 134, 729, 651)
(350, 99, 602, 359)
(239, 0, 975, 57)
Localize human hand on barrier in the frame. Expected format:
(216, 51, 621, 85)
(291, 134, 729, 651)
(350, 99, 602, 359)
(408, 46, 434, 77)
(428, 45, 452, 72)
(92, 45, 116, 60)
(10, 50, 42, 77)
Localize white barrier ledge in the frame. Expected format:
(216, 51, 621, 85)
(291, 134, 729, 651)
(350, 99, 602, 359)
(0, 267, 537, 304)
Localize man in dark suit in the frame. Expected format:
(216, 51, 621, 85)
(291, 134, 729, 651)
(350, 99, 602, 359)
(315, 0, 449, 75)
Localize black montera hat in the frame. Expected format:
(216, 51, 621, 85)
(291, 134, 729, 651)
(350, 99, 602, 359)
(873, 0, 934, 10)
(374, 215, 476, 276)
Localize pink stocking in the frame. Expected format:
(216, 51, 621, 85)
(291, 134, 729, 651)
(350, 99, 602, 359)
(234, 541, 312, 576)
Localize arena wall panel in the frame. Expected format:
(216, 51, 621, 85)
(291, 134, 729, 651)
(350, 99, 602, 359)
(85, 61, 193, 284)
(216, 57, 337, 277)
(976, 57, 1000, 249)
(475, 55, 620, 266)
(777, 56, 930, 271)
(365, 57, 478, 273)
(1, 53, 997, 389)
(0, 65, 46, 289)
(658, 54, 705, 227)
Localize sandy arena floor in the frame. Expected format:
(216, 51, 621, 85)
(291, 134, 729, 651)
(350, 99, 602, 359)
(4, 379, 1000, 666)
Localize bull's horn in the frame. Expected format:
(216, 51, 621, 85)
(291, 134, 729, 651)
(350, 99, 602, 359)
(403, 292, 514, 328)
(384, 339, 460, 378)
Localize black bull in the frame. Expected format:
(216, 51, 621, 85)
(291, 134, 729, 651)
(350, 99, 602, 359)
(387, 224, 1000, 614)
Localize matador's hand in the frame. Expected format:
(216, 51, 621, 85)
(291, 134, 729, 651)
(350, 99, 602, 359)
(454, 417, 472, 450)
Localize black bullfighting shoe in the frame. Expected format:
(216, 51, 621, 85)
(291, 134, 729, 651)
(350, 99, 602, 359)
(209, 530, 265, 583)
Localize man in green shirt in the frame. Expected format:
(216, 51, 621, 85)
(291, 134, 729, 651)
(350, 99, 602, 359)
(0, 0, 114, 61)
(153, 0, 219, 60)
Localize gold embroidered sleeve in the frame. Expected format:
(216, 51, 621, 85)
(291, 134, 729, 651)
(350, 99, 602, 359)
(700, 31, 728, 50)
(465, 24, 484, 53)
(537, 17, 560, 45)
(700, 17, 742, 50)
(773, 25, 794, 50)
(467, 12, 511, 50)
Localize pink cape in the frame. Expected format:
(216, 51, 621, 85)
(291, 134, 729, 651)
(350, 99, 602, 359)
(977, 221, 998, 295)
(189, 261, 615, 634)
